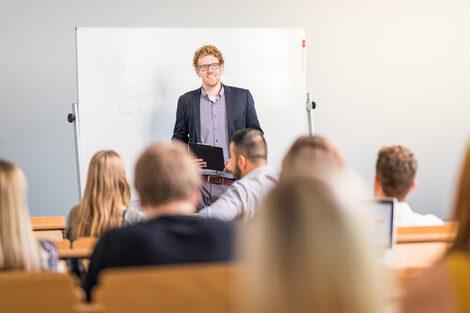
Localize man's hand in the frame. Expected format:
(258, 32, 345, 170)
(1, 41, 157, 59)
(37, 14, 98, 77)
(223, 160, 232, 173)
(194, 158, 207, 168)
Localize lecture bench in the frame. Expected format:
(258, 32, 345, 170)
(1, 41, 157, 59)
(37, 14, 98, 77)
(31, 216, 66, 241)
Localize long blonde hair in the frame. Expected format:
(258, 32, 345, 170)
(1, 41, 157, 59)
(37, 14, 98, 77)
(0, 160, 42, 271)
(240, 176, 383, 313)
(449, 143, 470, 252)
(71, 150, 130, 239)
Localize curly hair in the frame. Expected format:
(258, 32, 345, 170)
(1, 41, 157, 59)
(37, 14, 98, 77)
(192, 45, 224, 68)
(376, 145, 417, 200)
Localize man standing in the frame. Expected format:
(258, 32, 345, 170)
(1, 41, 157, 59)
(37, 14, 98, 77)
(172, 45, 263, 209)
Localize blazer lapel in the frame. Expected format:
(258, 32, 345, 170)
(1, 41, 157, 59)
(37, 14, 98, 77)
(192, 89, 201, 142)
(224, 85, 235, 139)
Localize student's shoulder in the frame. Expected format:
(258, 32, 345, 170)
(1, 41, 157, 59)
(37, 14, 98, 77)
(123, 207, 144, 225)
(197, 216, 236, 232)
(100, 220, 151, 246)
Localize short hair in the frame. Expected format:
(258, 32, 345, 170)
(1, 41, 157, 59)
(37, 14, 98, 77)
(231, 129, 267, 163)
(376, 145, 417, 200)
(281, 135, 345, 178)
(193, 45, 225, 68)
(135, 142, 201, 207)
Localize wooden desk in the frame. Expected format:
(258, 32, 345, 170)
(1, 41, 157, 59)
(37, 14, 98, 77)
(396, 223, 457, 244)
(31, 216, 66, 231)
(391, 242, 448, 270)
(31, 216, 66, 241)
(59, 248, 94, 259)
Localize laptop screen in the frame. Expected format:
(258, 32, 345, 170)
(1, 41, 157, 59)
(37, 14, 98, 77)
(374, 199, 395, 249)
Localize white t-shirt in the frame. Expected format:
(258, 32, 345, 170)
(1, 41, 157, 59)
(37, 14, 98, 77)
(395, 202, 444, 227)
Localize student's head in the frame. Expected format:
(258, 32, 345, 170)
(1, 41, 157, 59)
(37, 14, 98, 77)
(375, 145, 417, 202)
(229, 129, 267, 180)
(193, 45, 225, 89)
(450, 143, 470, 253)
(72, 150, 130, 239)
(0, 160, 42, 270)
(281, 135, 345, 179)
(135, 142, 201, 215)
(240, 176, 382, 313)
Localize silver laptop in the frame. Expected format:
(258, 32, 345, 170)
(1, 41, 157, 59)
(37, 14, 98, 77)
(374, 198, 396, 265)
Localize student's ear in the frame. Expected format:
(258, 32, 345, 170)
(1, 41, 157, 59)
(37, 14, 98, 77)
(410, 179, 417, 193)
(374, 176, 382, 198)
(238, 154, 247, 170)
(139, 197, 145, 209)
(191, 190, 201, 208)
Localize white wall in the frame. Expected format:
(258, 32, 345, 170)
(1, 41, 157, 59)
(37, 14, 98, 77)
(1, 0, 469, 218)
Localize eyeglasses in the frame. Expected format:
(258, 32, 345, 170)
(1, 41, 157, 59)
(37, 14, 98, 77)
(197, 63, 221, 72)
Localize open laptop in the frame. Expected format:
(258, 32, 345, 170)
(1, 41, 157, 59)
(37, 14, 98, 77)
(374, 198, 396, 265)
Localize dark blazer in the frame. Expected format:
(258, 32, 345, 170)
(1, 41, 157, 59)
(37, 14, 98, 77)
(83, 215, 235, 301)
(172, 84, 263, 143)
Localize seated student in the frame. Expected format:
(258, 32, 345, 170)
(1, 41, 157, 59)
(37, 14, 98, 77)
(280, 135, 346, 179)
(240, 176, 384, 313)
(84, 142, 235, 301)
(374, 145, 443, 227)
(64, 150, 143, 241)
(402, 143, 470, 313)
(198, 129, 278, 222)
(0, 160, 58, 271)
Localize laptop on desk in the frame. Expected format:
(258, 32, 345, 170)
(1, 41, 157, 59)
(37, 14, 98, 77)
(374, 198, 397, 265)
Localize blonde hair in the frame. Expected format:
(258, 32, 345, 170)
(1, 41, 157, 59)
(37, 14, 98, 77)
(0, 160, 42, 271)
(193, 45, 225, 68)
(240, 176, 383, 313)
(135, 142, 200, 207)
(71, 151, 130, 239)
(281, 135, 346, 180)
(449, 143, 470, 253)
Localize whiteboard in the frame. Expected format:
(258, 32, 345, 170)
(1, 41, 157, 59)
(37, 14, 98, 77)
(76, 27, 307, 199)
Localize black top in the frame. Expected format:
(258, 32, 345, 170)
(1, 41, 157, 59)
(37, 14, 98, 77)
(83, 215, 235, 301)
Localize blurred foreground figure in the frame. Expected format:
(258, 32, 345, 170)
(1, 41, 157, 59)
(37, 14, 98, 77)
(239, 174, 384, 313)
(0, 160, 58, 271)
(403, 143, 470, 313)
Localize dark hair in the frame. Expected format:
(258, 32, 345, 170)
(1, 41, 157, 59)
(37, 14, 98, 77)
(376, 145, 417, 200)
(231, 129, 267, 163)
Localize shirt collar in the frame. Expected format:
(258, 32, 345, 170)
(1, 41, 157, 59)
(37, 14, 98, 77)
(200, 84, 225, 101)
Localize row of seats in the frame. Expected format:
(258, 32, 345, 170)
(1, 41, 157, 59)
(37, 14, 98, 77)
(0, 263, 237, 313)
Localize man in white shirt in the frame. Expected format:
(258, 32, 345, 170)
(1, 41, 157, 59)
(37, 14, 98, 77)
(199, 129, 278, 221)
(374, 144, 444, 227)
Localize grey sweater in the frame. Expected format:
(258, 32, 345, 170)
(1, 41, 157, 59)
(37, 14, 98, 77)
(64, 206, 143, 241)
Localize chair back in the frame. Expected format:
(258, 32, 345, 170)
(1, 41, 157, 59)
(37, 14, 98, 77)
(94, 263, 239, 313)
(0, 272, 78, 313)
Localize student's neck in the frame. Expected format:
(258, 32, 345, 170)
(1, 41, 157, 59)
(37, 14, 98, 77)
(144, 200, 195, 220)
(241, 161, 267, 178)
(202, 82, 222, 98)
